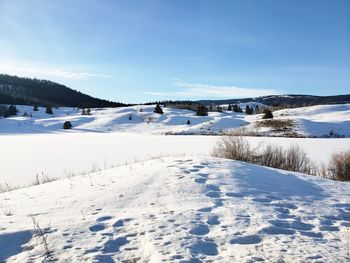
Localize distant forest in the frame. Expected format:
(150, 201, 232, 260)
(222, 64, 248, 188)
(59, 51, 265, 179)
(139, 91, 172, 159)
(0, 74, 128, 108)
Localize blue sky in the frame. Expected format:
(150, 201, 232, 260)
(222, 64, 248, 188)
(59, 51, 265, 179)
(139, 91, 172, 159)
(0, 0, 349, 103)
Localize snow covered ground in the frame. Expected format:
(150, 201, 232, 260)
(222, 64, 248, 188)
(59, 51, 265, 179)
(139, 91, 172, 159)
(1, 156, 349, 262)
(1, 133, 350, 187)
(1, 103, 349, 137)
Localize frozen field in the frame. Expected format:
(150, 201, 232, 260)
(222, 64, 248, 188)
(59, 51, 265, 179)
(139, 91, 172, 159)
(1, 133, 350, 187)
(1, 156, 349, 262)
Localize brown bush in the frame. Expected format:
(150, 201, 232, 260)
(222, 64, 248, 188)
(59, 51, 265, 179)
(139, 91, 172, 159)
(213, 136, 314, 175)
(328, 151, 350, 181)
(256, 119, 294, 130)
(212, 136, 253, 162)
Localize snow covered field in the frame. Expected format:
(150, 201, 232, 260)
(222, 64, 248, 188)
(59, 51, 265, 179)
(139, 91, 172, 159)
(1, 133, 350, 187)
(1, 156, 349, 262)
(1, 103, 350, 262)
(1, 103, 350, 137)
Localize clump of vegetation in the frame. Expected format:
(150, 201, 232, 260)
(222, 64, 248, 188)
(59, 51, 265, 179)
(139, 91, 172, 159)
(256, 119, 294, 130)
(154, 104, 163, 114)
(63, 121, 72, 129)
(196, 104, 208, 116)
(214, 135, 350, 181)
(328, 150, 350, 181)
(33, 105, 39, 111)
(262, 108, 273, 119)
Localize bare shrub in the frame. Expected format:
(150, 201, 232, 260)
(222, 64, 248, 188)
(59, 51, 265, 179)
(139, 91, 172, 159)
(213, 136, 253, 162)
(328, 150, 350, 181)
(213, 136, 314, 175)
(3, 206, 13, 216)
(0, 183, 18, 193)
(29, 215, 54, 260)
(283, 145, 313, 174)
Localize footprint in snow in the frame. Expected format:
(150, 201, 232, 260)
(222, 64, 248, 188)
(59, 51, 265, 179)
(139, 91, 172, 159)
(190, 224, 210, 236)
(194, 178, 207, 184)
(230, 235, 262, 245)
(89, 224, 105, 232)
(193, 165, 205, 169)
(205, 184, 220, 192)
(96, 216, 113, 222)
(207, 216, 220, 225)
(189, 239, 218, 256)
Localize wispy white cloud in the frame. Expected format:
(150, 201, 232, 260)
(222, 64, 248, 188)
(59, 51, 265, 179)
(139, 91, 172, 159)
(0, 64, 112, 80)
(144, 81, 280, 99)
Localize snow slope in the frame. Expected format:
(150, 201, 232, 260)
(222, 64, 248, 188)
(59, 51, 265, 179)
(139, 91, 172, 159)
(245, 104, 350, 138)
(1, 156, 349, 262)
(1, 133, 350, 187)
(275, 104, 350, 137)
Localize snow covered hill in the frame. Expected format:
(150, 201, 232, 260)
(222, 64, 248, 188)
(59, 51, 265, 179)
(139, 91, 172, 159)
(1, 103, 350, 137)
(1, 156, 349, 262)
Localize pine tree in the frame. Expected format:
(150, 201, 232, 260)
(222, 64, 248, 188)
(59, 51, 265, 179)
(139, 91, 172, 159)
(81, 109, 86, 115)
(46, 105, 53, 114)
(255, 105, 260, 114)
(262, 109, 273, 119)
(63, 121, 72, 129)
(196, 104, 208, 116)
(33, 105, 39, 111)
(245, 105, 253, 115)
(227, 104, 232, 111)
(187, 119, 191, 125)
(86, 108, 91, 115)
(154, 104, 163, 114)
(8, 105, 17, 116)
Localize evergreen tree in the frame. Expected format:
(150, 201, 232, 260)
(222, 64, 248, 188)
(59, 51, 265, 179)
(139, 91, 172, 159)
(46, 105, 53, 114)
(245, 105, 253, 115)
(262, 108, 274, 119)
(154, 104, 163, 114)
(8, 105, 17, 116)
(33, 105, 39, 111)
(81, 109, 86, 115)
(63, 121, 72, 129)
(227, 104, 232, 111)
(255, 105, 260, 114)
(187, 119, 191, 125)
(86, 108, 91, 115)
(196, 104, 208, 116)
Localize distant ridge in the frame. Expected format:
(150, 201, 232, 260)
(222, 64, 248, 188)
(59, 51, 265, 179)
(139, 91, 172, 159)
(0, 74, 128, 108)
(199, 94, 350, 107)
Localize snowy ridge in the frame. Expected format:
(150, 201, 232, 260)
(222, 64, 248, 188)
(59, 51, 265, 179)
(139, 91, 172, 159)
(1, 156, 350, 262)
